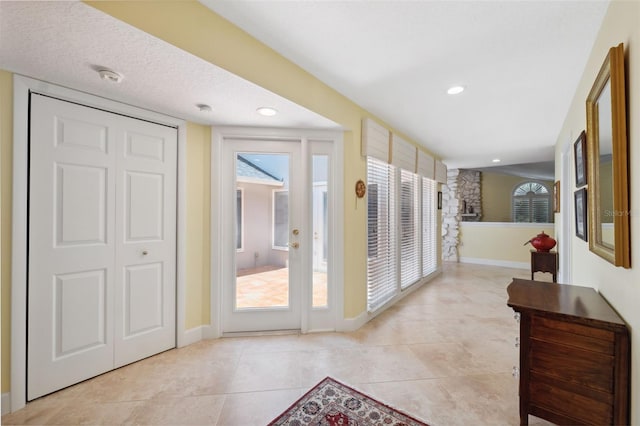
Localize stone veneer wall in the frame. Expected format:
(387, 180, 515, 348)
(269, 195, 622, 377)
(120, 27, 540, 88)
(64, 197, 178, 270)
(442, 169, 482, 261)
(458, 170, 482, 222)
(442, 169, 460, 261)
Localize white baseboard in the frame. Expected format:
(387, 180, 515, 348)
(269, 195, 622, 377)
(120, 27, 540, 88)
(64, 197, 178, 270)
(304, 328, 335, 334)
(336, 310, 368, 332)
(180, 325, 208, 347)
(459, 257, 528, 270)
(202, 324, 220, 339)
(2, 392, 10, 415)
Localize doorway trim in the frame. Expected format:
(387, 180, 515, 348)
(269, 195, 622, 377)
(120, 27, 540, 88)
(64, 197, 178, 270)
(210, 127, 344, 337)
(559, 134, 573, 283)
(10, 75, 187, 412)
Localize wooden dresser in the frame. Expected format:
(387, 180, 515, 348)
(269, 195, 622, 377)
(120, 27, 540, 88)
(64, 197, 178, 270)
(507, 278, 630, 425)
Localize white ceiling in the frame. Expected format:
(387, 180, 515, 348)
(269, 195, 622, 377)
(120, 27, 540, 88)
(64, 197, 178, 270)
(1, 1, 609, 171)
(201, 0, 609, 169)
(473, 161, 555, 181)
(0, 1, 340, 131)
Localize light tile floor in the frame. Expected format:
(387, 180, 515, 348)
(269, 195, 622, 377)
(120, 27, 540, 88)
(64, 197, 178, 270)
(2, 262, 555, 425)
(236, 267, 327, 308)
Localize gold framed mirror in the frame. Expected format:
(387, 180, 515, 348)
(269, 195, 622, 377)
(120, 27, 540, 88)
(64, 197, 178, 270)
(586, 43, 630, 268)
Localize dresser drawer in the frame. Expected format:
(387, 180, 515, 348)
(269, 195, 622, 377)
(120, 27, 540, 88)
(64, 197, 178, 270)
(530, 339, 614, 392)
(531, 316, 615, 354)
(529, 371, 613, 426)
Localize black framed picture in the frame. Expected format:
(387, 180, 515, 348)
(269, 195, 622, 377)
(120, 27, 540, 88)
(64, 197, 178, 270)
(574, 130, 587, 187)
(437, 191, 442, 210)
(574, 188, 588, 241)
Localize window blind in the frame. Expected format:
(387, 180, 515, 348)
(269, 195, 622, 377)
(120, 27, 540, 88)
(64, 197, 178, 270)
(367, 157, 397, 312)
(422, 177, 437, 276)
(362, 118, 390, 162)
(400, 169, 420, 289)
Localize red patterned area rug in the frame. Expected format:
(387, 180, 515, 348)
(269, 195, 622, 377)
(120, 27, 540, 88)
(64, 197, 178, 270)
(269, 377, 429, 426)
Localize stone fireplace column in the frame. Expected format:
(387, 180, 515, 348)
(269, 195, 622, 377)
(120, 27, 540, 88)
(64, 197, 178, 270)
(442, 169, 460, 261)
(459, 170, 482, 222)
(442, 169, 483, 262)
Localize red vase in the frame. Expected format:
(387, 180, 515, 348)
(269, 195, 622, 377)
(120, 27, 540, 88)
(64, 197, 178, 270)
(524, 231, 556, 252)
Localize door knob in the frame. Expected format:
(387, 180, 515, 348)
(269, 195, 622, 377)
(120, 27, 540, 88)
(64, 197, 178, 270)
(142, 250, 149, 256)
(289, 242, 299, 249)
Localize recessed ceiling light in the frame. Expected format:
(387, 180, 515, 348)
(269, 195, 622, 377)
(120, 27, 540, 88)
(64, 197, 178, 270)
(447, 85, 465, 95)
(256, 107, 278, 116)
(196, 104, 212, 112)
(98, 69, 123, 83)
(492, 158, 501, 163)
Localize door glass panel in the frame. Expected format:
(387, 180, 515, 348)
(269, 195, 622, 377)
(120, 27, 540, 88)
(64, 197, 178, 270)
(312, 155, 328, 308)
(234, 153, 290, 309)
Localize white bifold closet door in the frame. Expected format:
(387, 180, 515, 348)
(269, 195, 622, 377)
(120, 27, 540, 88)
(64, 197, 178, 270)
(27, 94, 177, 400)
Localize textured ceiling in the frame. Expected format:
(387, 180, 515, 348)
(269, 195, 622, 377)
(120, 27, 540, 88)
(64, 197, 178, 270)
(201, 0, 609, 169)
(0, 1, 341, 130)
(0, 1, 609, 172)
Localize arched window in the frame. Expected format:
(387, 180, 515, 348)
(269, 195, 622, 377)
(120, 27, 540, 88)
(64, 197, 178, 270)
(512, 181, 551, 223)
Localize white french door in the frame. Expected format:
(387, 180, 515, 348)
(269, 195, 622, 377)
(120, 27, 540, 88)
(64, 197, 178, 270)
(27, 94, 177, 400)
(222, 139, 303, 332)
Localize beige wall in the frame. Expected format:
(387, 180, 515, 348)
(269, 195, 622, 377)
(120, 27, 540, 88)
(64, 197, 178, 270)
(185, 122, 211, 329)
(235, 182, 288, 271)
(1, 2, 441, 396)
(1, 70, 13, 393)
(458, 223, 555, 266)
(554, 0, 639, 422)
(481, 171, 553, 222)
(86, 1, 438, 319)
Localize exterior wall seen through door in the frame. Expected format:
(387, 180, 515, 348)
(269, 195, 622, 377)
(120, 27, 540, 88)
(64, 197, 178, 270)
(236, 182, 287, 272)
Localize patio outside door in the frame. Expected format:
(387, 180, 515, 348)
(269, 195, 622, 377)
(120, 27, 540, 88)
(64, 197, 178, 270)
(222, 139, 303, 332)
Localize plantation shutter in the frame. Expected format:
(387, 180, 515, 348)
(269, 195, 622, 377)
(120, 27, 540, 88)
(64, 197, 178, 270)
(513, 198, 530, 222)
(532, 198, 550, 222)
(422, 177, 437, 276)
(399, 169, 420, 289)
(362, 118, 390, 162)
(367, 157, 397, 312)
